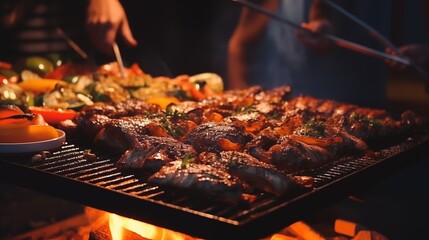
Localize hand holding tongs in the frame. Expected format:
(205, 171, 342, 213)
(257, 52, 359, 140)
(231, 0, 429, 91)
(322, 0, 429, 92)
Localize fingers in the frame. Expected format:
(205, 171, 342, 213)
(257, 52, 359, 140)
(385, 48, 407, 70)
(119, 17, 138, 47)
(87, 20, 118, 56)
(86, 0, 137, 56)
(296, 20, 333, 53)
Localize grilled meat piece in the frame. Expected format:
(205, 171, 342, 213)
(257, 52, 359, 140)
(94, 116, 167, 154)
(254, 85, 292, 104)
(225, 111, 269, 134)
(184, 122, 252, 153)
(117, 136, 196, 174)
(78, 99, 161, 119)
(335, 112, 400, 141)
(147, 160, 246, 204)
(247, 135, 333, 173)
(60, 100, 162, 138)
(94, 112, 200, 154)
(289, 96, 388, 119)
(198, 151, 313, 196)
(58, 114, 111, 140)
(270, 137, 333, 172)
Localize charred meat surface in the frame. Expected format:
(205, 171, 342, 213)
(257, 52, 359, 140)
(93, 116, 160, 154)
(198, 151, 313, 196)
(117, 136, 196, 175)
(147, 160, 247, 204)
(184, 122, 252, 153)
(59, 84, 428, 204)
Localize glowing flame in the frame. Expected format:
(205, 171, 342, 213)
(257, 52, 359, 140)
(108, 212, 193, 240)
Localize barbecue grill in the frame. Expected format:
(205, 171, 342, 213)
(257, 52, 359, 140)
(0, 133, 427, 239)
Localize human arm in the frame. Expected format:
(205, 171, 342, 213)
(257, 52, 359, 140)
(227, 0, 280, 89)
(295, 0, 335, 52)
(386, 1, 429, 73)
(86, 0, 137, 56)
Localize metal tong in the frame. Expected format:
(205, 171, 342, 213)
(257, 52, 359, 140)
(231, 0, 429, 91)
(322, 0, 429, 91)
(113, 42, 126, 79)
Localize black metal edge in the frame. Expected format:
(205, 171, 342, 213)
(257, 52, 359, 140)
(0, 160, 242, 239)
(234, 137, 429, 239)
(0, 137, 427, 239)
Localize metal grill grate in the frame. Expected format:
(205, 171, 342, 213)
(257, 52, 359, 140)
(1, 135, 427, 239)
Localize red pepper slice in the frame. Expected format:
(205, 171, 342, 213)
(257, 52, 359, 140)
(28, 106, 78, 125)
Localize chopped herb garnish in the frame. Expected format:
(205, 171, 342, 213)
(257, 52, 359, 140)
(181, 154, 196, 168)
(349, 112, 382, 128)
(236, 105, 256, 114)
(296, 119, 326, 137)
(171, 89, 192, 101)
(160, 118, 185, 137)
(267, 110, 282, 119)
(166, 105, 189, 120)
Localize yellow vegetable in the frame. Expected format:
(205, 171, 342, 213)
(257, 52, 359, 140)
(18, 79, 68, 94)
(146, 96, 180, 109)
(0, 125, 59, 143)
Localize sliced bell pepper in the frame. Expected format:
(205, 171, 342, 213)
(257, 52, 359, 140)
(0, 114, 34, 129)
(28, 106, 78, 125)
(0, 104, 24, 118)
(18, 79, 68, 94)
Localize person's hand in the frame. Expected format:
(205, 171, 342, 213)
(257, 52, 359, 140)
(295, 19, 334, 53)
(386, 44, 429, 72)
(86, 0, 137, 56)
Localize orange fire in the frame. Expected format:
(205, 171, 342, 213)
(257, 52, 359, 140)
(108, 212, 193, 240)
(85, 207, 195, 240)
(85, 207, 327, 240)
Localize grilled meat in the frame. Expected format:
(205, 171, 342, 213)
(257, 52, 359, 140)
(93, 116, 166, 154)
(60, 83, 427, 204)
(184, 122, 252, 153)
(59, 100, 162, 138)
(117, 136, 196, 175)
(198, 151, 313, 196)
(93, 111, 200, 154)
(78, 99, 161, 119)
(147, 160, 247, 204)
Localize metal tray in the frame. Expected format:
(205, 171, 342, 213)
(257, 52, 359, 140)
(1, 134, 427, 239)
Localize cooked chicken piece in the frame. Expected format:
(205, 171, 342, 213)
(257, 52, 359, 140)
(225, 111, 269, 134)
(94, 116, 166, 154)
(247, 134, 333, 173)
(147, 160, 247, 204)
(86, 99, 161, 118)
(184, 122, 252, 153)
(198, 151, 313, 196)
(117, 136, 196, 175)
(254, 85, 292, 104)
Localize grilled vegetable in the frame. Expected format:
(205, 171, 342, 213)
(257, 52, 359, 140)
(0, 113, 35, 129)
(18, 79, 68, 94)
(0, 125, 59, 143)
(18, 56, 54, 76)
(0, 104, 24, 118)
(28, 106, 78, 125)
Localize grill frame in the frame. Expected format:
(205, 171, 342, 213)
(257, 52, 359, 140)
(1, 134, 427, 239)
